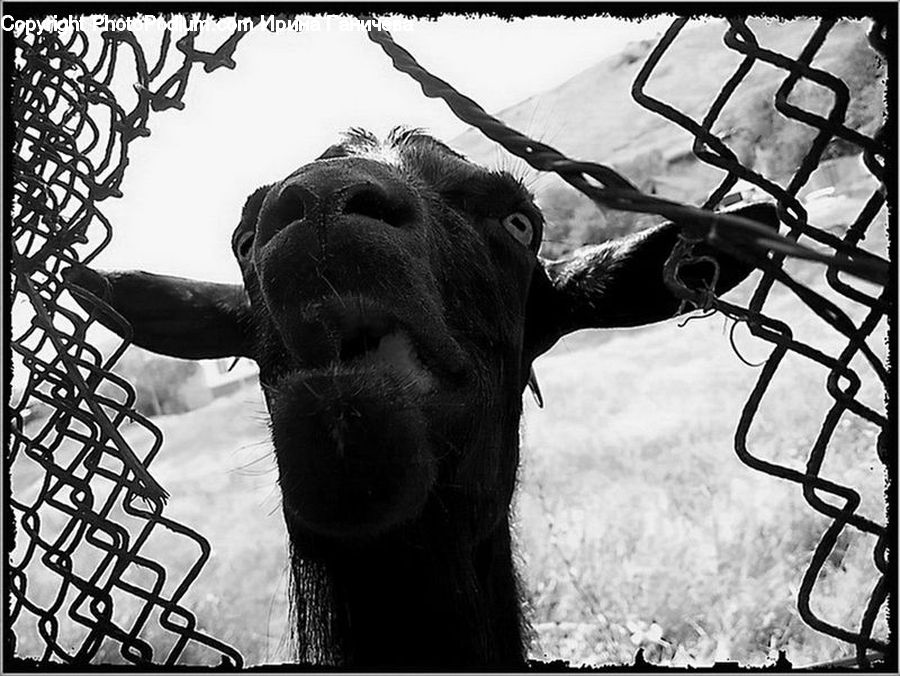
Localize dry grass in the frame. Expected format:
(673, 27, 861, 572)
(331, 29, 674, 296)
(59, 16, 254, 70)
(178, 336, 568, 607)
(516, 189, 888, 667)
(518, 286, 885, 667)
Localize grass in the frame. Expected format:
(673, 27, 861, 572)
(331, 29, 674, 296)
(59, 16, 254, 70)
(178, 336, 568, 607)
(11, 191, 888, 667)
(516, 186, 888, 667)
(518, 293, 886, 667)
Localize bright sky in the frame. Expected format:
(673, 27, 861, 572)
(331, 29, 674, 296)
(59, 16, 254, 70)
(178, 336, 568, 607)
(95, 13, 674, 283)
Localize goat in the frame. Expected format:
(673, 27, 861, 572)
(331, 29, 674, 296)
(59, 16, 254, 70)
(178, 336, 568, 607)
(66, 127, 777, 669)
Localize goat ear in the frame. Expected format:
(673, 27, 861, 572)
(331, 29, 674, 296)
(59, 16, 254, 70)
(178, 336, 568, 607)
(63, 266, 253, 360)
(524, 203, 779, 360)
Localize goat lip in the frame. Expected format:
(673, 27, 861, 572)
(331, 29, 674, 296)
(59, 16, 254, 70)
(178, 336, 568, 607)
(286, 297, 465, 385)
(333, 330, 436, 392)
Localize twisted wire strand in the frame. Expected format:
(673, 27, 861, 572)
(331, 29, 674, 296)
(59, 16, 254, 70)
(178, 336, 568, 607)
(363, 17, 889, 288)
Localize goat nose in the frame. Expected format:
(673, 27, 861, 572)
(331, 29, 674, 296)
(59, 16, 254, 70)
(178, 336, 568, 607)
(336, 181, 415, 229)
(264, 183, 316, 236)
(257, 164, 420, 247)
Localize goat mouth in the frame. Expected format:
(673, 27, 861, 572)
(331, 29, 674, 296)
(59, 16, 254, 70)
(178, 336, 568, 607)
(275, 297, 454, 389)
(331, 315, 436, 392)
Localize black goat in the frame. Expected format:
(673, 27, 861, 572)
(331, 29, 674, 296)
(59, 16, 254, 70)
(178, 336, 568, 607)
(67, 127, 777, 669)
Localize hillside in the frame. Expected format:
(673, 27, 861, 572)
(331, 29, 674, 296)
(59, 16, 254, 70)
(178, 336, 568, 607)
(451, 20, 882, 224)
(451, 17, 877, 177)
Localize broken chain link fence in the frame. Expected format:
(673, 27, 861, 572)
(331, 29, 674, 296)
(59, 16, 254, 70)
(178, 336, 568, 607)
(365, 14, 892, 669)
(9, 21, 250, 667)
(7, 11, 892, 670)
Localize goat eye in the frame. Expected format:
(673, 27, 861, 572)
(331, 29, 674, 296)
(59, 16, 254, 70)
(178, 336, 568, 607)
(501, 212, 533, 247)
(236, 231, 254, 260)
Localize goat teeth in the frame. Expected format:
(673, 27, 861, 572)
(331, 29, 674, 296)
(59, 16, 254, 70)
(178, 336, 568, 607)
(362, 331, 434, 390)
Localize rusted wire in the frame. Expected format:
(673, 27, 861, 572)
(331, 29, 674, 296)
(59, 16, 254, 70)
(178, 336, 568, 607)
(365, 13, 891, 668)
(9, 22, 249, 666)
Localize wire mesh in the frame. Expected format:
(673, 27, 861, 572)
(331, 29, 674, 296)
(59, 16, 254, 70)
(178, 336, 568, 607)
(6, 11, 893, 670)
(365, 14, 892, 669)
(8, 21, 248, 667)
(631, 19, 891, 667)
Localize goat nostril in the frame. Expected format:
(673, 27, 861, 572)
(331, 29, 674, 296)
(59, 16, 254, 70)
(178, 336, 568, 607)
(270, 184, 311, 231)
(342, 184, 413, 228)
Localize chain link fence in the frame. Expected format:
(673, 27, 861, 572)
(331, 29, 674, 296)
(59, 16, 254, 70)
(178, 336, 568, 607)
(7, 11, 893, 669)
(634, 18, 891, 667)
(8, 20, 250, 666)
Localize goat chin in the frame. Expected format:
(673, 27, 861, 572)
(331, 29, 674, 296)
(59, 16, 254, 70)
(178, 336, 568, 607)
(269, 364, 438, 542)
